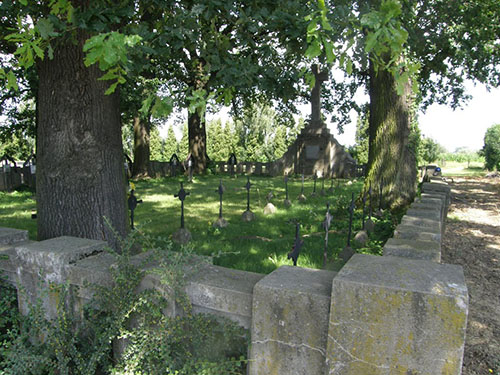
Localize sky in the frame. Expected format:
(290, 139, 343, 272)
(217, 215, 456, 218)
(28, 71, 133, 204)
(330, 81, 500, 152)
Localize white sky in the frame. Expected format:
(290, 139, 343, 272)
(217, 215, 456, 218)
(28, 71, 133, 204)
(331, 81, 500, 152)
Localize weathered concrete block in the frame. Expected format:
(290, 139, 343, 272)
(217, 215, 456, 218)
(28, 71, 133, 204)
(410, 201, 443, 219)
(400, 215, 442, 231)
(383, 237, 441, 262)
(0, 227, 28, 245)
(326, 254, 468, 374)
(405, 207, 441, 221)
(185, 264, 264, 329)
(0, 241, 35, 284)
(15, 236, 106, 318)
(417, 195, 447, 219)
(394, 223, 441, 243)
(422, 182, 451, 204)
(249, 266, 336, 375)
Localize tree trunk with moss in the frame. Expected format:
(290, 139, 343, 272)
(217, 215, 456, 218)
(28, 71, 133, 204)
(132, 116, 151, 178)
(36, 32, 127, 250)
(366, 62, 417, 210)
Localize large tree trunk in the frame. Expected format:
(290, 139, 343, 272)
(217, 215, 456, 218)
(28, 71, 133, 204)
(188, 110, 207, 173)
(366, 61, 417, 210)
(132, 115, 150, 178)
(36, 32, 127, 250)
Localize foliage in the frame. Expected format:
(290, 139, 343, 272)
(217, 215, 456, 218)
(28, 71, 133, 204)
(482, 124, 500, 171)
(349, 105, 370, 165)
(419, 137, 445, 164)
(0, 231, 248, 375)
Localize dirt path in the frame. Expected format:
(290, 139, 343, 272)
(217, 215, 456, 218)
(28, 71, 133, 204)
(441, 177, 500, 374)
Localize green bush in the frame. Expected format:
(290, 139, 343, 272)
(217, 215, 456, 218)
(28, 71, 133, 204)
(0, 231, 248, 375)
(482, 124, 500, 171)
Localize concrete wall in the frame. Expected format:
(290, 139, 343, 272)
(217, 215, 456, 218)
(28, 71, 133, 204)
(0, 180, 468, 374)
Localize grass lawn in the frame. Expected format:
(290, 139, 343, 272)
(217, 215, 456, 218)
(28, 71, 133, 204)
(440, 161, 486, 177)
(0, 174, 395, 274)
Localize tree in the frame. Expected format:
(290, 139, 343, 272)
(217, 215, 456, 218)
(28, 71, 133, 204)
(420, 137, 441, 164)
(483, 124, 500, 171)
(163, 125, 179, 161)
(307, 0, 500, 209)
(0, 1, 146, 247)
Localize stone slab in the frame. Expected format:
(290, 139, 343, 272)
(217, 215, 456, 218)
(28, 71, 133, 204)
(400, 216, 442, 231)
(383, 237, 441, 262)
(0, 227, 28, 245)
(249, 266, 336, 375)
(326, 254, 468, 374)
(185, 264, 265, 329)
(394, 223, 441, 243)
(405, 208, 441, 221)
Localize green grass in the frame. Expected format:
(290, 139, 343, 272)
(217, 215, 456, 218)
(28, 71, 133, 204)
(0, 175, 396, 274)
(440, 161, 486, 177)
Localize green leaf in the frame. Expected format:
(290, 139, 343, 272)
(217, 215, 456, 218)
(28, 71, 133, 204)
(36, 19, 58, 39)
(305, 40, 322, 59)
(151, 97, 173, 118)
(19, 0, 27, 4)
(346, 58, 353, 75)
(104, 81, 119, 95)
(323, 40, 335, 63)
(7, 71, 19, 91)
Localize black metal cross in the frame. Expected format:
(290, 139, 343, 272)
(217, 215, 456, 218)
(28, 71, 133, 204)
(128, 189, 143, 230)
(300, 173, 305, 195)
(216, 179, 224, 218)
(284, 175, 289, 200)
(245, 176, 252, 211)
(347, 192, 355, 247)
(174, 182, 190, 229)
(312, 173, 317, 194)
(323, 202, 332, 268)
(287, 223, 304, 267)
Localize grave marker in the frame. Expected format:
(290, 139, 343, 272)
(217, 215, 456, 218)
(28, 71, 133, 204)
(127, 184, 143, 230)
(339, 192, 355, 262)
(311, 173, 317, 197)
(297, 173, 306, 202)
(173, 182, 192, 244)
(242, 176, 255, 222)
(320, 174, 325, 196)
(322, 202, 333, 268)
(228, 153, 237, 177)
(186, 154, 193, 182)
(213, 179, 228, 228)
(170, 153, 180, 177)
(284, 175, 291, 208)
(287, 223, 304, 266)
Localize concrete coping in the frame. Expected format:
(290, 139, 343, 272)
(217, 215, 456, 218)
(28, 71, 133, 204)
(0, 227, 28, 245)
(400, 215, 442, 229)
(405, 208, 441, 221)
(334, 254, 466, 297)
(394, 223, 441, 243)
(383, 237, 441, 262)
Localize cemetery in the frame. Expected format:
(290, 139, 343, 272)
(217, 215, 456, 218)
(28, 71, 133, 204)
(1, 1, 500, 374)
(0, 178, 471, 374)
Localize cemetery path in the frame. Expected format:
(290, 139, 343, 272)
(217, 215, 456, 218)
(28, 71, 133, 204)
(441, 176, 500, 375)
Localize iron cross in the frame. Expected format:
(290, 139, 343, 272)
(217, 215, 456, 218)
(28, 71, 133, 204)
(245, 176, 252, 211)
(284, 175, 289, 200)
(288, 222, 304, 267)
(174, 182, 190, 229)
(216, 179, 224, 218)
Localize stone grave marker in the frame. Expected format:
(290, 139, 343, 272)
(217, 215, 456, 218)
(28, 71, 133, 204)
(170, 153, 180, 177)
(173, 182, 192, 244)
(228, 153, 237, 177)
(297, 173, 306, 202)
(242, 176, 255, 222)
(213, 179, 228, 228)
(263, 191, 277, 215)
(287, 222, 304, 266)
(283, 175, 291, 208)
(327, 176, 335, 194)
(127, 183, 143, 230)
(310, 173, 318, 197)
(354, 190, 368, 246)
(338, 192, 356, 262)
